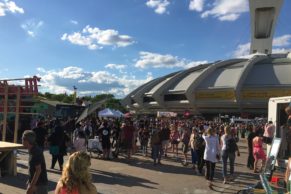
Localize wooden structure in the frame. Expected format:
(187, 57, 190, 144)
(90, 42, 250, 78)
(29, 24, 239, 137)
(0, 76, 40, 142)
(0, 141, 24, 176)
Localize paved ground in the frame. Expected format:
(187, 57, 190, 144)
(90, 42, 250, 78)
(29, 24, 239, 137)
(0, 139, 261, 194)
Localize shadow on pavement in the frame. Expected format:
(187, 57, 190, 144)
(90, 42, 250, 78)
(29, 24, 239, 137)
(111, 156, 197, 176)
(90, 169, 158, 189)
(0, 172, 57, 192)
(209, 170, 260, 194)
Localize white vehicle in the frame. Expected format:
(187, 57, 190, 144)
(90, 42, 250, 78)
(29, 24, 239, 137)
(268, 96, 291, 162)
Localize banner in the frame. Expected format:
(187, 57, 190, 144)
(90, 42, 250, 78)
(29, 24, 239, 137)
(157, 111, 177, 118)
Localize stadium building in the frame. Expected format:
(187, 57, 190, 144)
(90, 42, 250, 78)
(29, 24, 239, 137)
(122, 0, 291, 115)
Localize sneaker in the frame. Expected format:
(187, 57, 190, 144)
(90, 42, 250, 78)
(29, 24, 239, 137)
(182, 161, 188, 166)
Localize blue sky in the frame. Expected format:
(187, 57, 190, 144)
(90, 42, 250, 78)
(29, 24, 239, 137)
(0, 0, 291, 98)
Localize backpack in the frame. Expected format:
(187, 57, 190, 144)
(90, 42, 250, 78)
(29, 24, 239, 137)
(226, 137, 237, 153)
(151, 132, 160, 145)
(194, 135, 205, 150)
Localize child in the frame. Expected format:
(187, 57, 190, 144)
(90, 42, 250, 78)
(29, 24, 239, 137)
(253, 136, 266, 173)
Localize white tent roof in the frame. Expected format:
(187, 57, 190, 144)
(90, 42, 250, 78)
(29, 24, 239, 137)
(98, 108, 123, 118)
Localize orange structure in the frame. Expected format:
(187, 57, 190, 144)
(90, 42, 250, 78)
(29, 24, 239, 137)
(0, 76, 40, 142)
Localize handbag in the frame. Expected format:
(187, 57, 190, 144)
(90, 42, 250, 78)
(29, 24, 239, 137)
(49, 145, 59, 155)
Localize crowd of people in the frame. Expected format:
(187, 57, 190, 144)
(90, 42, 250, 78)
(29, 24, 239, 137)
(20, 112, 291, 194)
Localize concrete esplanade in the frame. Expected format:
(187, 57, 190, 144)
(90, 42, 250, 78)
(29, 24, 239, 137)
(122, 0, 291, 115)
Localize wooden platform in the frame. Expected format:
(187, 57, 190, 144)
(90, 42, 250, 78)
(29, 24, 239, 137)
(0, 141, 24, 176)
(0, 141, 24, 151)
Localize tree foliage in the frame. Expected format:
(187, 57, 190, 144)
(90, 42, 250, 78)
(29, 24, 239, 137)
(38, 92, 126, 112)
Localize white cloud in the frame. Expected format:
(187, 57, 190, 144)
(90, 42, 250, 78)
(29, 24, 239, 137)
(273, 34, 291, 47)
(70, 20, 78, 25)
(195, 0, 248, 21)
(105, 64, 126, 70)
(36, 66, 153, 97)
(184, 60, 208, 69)
(0, 0, 24, 16)
(58, 66, 84, 79)
(21, 19, 44, 37)
(272, 48, 291, 53)
(135, 51, 207, 69)
(61, 25, 134, 50)
(189, 0, 204, 12)
(146, 0, 170, 14)
(232, 43, 250, 58)
(232, 34, 291, 57)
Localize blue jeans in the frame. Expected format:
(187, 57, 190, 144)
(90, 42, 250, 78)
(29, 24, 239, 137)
(221, 150, 236, 178)
(152, 145, 162, 163)
(191, 149, 198, 164)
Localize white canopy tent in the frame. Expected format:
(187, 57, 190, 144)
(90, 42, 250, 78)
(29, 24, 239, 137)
(98, 108, 123, 118)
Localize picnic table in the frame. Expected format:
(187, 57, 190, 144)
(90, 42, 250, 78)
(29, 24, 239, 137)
(0, 141, 24, 176)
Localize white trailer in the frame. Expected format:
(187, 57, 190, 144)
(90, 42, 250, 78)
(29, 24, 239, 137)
(268, 96, 291, 161)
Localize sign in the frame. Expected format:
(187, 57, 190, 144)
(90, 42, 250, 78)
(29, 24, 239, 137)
(242, 89, 291, 99)
(196, 90, 236, 100)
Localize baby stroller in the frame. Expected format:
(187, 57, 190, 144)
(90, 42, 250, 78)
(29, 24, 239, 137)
(88, 136, 114, 159)
(87, 137, 103, 158)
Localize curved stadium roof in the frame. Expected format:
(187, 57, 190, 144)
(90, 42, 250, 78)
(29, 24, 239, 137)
(122, 53, 291, 114)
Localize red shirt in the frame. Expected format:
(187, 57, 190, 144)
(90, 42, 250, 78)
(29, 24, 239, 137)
(123, 125, 134, 140)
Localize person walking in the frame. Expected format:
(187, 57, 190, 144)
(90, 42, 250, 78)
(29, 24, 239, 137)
(203, 127, 221, 186)
(253, 135, 266, 173)
(32, 121, 47, 151)
(160, 123, 170, 157)
(263, 121, 275, 145)
(221, 126, 240, 184)
(22, 130, 48, 194)
(55, 151, 97, 194)
(189, 127, 198, 172)
(98, 121, 111, 160)
(140, 127, 150, 156)
(121, 120, 135, 160)
(196, 126, 206, 175)
(247, 125, 256, 170)
(48, 120, 70, 171)
(181, 127, 191, 166)
(170, 124, 180, 159)
(150, 128, 162, 165)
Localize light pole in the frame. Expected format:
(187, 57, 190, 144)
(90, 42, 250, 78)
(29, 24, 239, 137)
(73, 86, 77, 104)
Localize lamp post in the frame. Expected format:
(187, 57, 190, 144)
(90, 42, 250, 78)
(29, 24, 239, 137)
(73, 86, 77, 104)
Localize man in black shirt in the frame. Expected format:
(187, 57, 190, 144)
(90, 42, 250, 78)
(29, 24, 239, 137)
(160, 123, 170, 157)
(32, 121, 47, 151)
(98, 121, 111, 159)
(22, 130, 48, 194)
